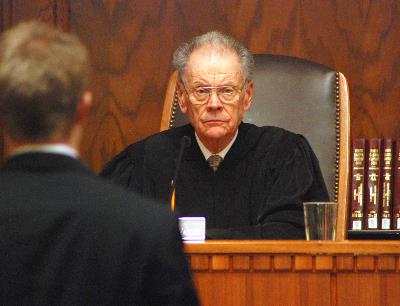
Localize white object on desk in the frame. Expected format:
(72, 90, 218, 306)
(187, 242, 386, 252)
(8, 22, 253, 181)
(178, 217, 206, 241)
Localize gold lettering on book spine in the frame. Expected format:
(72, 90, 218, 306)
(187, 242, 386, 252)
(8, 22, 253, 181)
(352, 211, 363, 218)
(394, 149, 400, 228)
(369, 173, 378, 181)
(383, 182, 391, 207)
(368, 210, 377, 218)
(352, 146, 365, 221)
(369, 185, 377, 205)
(353, 184, 363, 206)
(369, 149, 379, 167)
(382, 148, 392, 214)
(368, 148, 379, 206)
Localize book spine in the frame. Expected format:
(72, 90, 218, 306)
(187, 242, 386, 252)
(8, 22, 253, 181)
(381, 139, 393, 230)
(392, 139, 400, 229)
(365, 138, 382, 229)
(350, 138, 366, 230)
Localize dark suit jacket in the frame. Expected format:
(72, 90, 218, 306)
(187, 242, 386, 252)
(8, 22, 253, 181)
(0, 153, 199, 306)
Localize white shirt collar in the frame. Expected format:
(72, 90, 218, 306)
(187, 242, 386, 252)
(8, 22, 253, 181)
(13, 143, 79, 159)
(195, 130, 238, 160)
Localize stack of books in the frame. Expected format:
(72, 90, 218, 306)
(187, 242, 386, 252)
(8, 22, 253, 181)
(348, 138, 400, 239)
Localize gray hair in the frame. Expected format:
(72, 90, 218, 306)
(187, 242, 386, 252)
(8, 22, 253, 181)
(0, 20, 90, 140)
(172, 31, 254, 83)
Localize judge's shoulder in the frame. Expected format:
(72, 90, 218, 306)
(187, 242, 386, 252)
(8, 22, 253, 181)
(102, 122, 311, 171)
(240, 122, 313, 154)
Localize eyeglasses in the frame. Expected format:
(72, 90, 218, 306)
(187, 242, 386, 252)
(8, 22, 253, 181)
(183, 80, 247, 105)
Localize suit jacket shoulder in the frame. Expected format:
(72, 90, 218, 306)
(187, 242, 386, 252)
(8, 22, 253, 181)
(0, 153, 199, 305)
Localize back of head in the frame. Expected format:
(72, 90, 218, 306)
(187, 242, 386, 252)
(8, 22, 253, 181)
(0, 20, 89, 140)
(172, 31, 254, 83)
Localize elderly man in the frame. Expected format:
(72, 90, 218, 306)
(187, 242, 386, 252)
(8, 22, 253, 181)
(0, 21, 198, 305)
(101, 31, 329, 239)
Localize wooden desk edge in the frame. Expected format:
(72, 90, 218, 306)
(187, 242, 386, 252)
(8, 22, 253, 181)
(183, 240, 400, 254)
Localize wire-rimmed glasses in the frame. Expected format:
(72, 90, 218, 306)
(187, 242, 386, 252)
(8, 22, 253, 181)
(183, 80, 247, 105)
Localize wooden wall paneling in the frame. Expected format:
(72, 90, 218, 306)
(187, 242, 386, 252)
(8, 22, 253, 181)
(3, 1, 400, 236)
(0, 0, 70, 161)
(54, 0, 69, 31)
(67, 0, 400, 173)
(0, 0, 12, 31)
(2, 0, 400, 175)
(0, 0, 70, 156)
(69, 0, 180, 171)
(0, 0, 68, 30)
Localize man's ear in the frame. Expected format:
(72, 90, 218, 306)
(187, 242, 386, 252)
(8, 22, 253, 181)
(75, 91, 92, 125)
(177, 81, 188, 113)
(243, 80, 254, 112)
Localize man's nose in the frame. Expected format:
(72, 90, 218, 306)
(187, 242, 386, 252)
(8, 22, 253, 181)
(206, 90, 223, 110)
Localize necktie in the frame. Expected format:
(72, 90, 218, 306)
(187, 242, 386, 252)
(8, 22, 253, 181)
(207, 154, 223, 172)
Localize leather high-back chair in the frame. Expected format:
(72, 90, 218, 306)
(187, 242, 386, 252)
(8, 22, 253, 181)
(160, 54, 350, 240)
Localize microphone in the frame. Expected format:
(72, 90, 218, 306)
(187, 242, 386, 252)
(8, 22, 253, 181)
(170, 136, 191, 211)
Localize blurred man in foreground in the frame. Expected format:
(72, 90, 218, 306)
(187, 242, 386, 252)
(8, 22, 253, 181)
(0, 21, 198, 305)
(101, 31, 329, 239)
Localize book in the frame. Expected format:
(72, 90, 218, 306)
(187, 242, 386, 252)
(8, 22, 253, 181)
(349, 138, 366, 230)
(392, 139, 400, 229)
(380, 139, 393, 229)
(365, 138, 382, 229)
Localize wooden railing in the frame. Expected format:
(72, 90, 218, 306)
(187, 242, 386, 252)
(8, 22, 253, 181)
(184, 240, 400, 306)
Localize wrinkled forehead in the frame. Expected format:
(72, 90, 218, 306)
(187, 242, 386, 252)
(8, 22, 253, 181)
(184, 46, 244, 85)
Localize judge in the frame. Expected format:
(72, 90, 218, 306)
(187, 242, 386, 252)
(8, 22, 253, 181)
(0, 21, 198, 305)
(101, 31, 329, 239)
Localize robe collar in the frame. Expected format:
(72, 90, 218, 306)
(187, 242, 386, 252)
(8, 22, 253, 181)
(195, 130, 238, 160)
(182, 123, 263, 163)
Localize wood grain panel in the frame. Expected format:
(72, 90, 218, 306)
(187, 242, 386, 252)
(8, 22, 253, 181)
(0, 0, 67, 30)
(0, 0, 69, 161)
(193, 273, 248, 306)
(186, 241, 400, 306)
(252, 255, 272, 271)
(210, 255, 230, 271)
(64, 0, 400, 173)
(3, 1, 400, 172)
(377, 255, 396, 271)
(69, 0, 182, 171)
(336, 273, 382, 306)
(249, 272, 332, 306)
(232, 255, 250, 271)
(193, 271, 332, 306)
(294, 255, 313, 271)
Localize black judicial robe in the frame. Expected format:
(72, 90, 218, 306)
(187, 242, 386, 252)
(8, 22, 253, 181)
(0, 153, 199, 305)
(101, 123, 329, 239)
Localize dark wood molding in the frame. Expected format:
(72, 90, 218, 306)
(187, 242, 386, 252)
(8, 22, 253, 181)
(54, 0, 69, 31)
(0, 0, 13, 31)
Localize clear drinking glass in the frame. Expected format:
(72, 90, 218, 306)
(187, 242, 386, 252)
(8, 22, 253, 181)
(303, 202, 338, 240)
